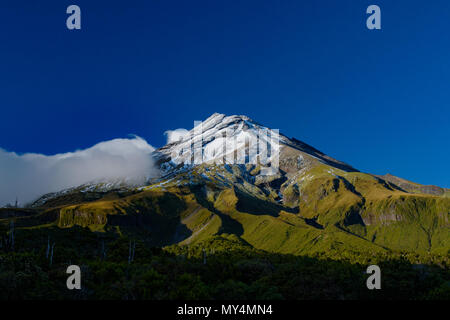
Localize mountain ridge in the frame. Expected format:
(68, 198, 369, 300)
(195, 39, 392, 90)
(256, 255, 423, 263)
(5, 113, 448, 258)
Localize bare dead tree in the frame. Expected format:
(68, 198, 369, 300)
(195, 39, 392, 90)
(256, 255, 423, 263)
(46, 235, 56, 266)
(128, 240, 132, 264)
(46, 236, 50, 259)
(128, 240, 136, 264)
(100, 239, 107, 260)
(49, 243, 55, 266)
(9, 221, 14, 252)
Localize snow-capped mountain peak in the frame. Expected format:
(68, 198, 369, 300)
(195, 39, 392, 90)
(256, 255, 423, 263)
(157, 113, 283, 172)
(156, 113, 356, 174)
(30, 113, 357, 208)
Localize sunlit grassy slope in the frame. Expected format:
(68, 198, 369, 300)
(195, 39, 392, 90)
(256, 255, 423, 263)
(3, 161, 448, 258)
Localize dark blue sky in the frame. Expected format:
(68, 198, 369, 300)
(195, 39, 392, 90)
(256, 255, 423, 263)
(0, 0, 449, 187)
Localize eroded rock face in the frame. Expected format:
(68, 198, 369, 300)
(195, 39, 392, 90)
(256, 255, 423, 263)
(362, 211, 403, 226)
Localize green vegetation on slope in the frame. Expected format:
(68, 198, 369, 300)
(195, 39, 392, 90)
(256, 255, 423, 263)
(0, 228, 449, 300)
(1, 160, 449, 300)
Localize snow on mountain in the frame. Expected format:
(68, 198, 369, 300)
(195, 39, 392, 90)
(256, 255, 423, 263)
(29, 113, 357, 207)
(158, 113, 279, 169)
(155, 113, 357, 175)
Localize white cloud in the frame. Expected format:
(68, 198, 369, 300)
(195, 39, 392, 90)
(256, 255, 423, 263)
(164, 128, 190, 144)
(0, 136, 158, 207)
